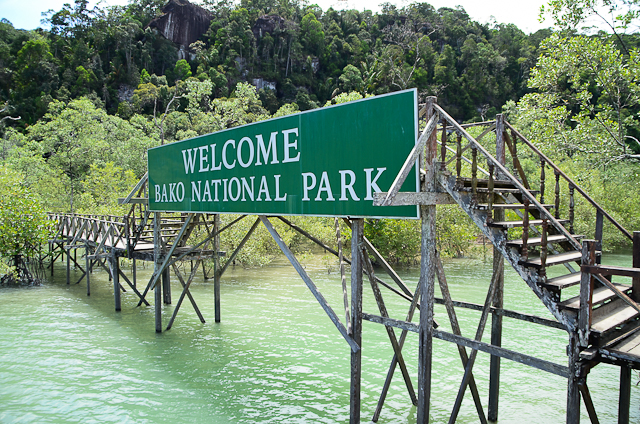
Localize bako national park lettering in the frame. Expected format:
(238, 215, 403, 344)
(153, 127, 387, 205)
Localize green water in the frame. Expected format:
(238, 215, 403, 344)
(0, 253, 638, 423)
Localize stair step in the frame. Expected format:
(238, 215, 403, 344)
(521, 251, 582, 269)
(488, 219, 569, 229)
(459, 177, 515, 188)
(475, 203, 554, 211)
(591, 302, 640, 334)
(543, 272, 582, 289)
(462, 187, 539, 195)
(560, 283, 632, 310)
(507, 234, 584, 248)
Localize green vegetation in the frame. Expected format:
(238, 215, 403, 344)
(0, 0, 639, 271)
(0, 166, 53, 284)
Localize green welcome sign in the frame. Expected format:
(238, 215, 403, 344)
(148, 89, 419, 218)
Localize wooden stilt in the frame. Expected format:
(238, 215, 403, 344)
(111, 254, 121, 312)
(214, 214, 221, 323)
(350, 218, 364, 424)
(566, 333, 581, 424)
(336, 218, 351, 333)
(618, 366, 631, 424)
(489, 210, 505, 421)
(154, 212, 162, 333)
(66, 247, 70, 285)
(417, 95, 437, 424)
(85, 244, 91, 296)
(162, 267, 171, 304)
(132, 258, 137, 288)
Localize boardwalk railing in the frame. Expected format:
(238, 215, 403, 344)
(48, 213, 131, 254)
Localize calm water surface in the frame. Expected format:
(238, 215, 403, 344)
(0, 252, 638, 423)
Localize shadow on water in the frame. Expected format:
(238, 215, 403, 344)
(0, 253, 638, 423)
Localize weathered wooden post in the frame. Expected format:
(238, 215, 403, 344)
(66, 247, 71, 285)
(214, 214, 221, 323)
(619, 365, 631, 424)
(489, 113, 506, 422)
(154, 212, 162, 332)
(162, 268, 171, 304)
(632, 231, 640, 302)
(417, 96, 437, 424)
(85, 244, 91, 296)
(566, 332, 581, 424)
(350, 218, 364, 424)
(111, 253, 121, 312)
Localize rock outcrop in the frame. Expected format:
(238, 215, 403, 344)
(148, 0, 213, 57)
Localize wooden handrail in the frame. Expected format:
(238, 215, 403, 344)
(434, 104, 582, 252)
(505, 122, 632, 241)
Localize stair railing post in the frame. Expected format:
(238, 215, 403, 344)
(569, 184, 575, 234)
(540, 158, 546, 204)
(495, 114, 505, 175)
(554, 170, 561, 220)
(578, 240, 596, 347)
(440, 120, 447, 170)
(522, 198, 530, 262)
(595, 210, 604, 266)
(633, 231, 640, 302)
(487, 164, 494, 224)
(489, 113, 505, 422)
(511, 129, 518, 178)
(471, 147, 478, 200)
(540, 219, 548, 283)
(456, 132, 463, 184)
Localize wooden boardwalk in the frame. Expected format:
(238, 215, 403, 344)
(49, 99, 640, 423)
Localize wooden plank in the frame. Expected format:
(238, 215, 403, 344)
(561, 283, 631, 310)
(373, 191, 455, 206)
(507, 234, 582, 247)
(610, 331, 640, 353)
(381, 113, 438, 206)
(118, 197, 148, 205)
(362, 314, 570, 378)
(545, 273, 582, 290)
(489, 218, 569, 229)
(260, 216, 359, 353)
(591, 303, 639, 333)
(582, 265, 640, 278)
(523, 251, 581, 268)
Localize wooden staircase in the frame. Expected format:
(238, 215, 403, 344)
(427, 108, 640, 385)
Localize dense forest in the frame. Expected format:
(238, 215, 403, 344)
(1, 0, 640, 278)
(0, 0, 552, 126)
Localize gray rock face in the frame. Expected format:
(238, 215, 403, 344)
(148, 0, 213, 50)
